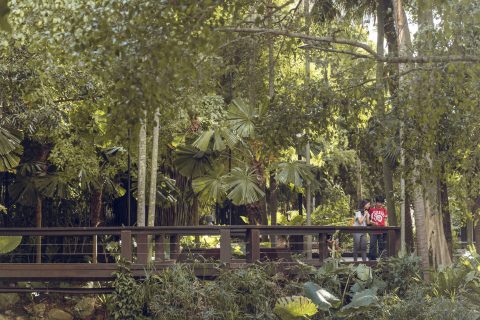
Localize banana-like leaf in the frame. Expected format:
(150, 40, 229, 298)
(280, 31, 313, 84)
(274, 161, 316, 188)
(228, 98, 256, 138)
(224, 167, 265, 205)
(0, 236, 22, 254)
(303, 281, 341, 311)
(174, 145, 212, 178)
(192, 167, 227, 203)
(273, 296, 317, 320)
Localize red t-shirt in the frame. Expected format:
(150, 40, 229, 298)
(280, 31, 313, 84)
(369, 206, 388, 227)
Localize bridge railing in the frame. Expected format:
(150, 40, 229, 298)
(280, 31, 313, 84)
(0, 226, 400, 280)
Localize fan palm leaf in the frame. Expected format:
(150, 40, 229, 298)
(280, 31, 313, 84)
(174, 145, 212, 178)
(274, 161, 316, 189)
(192, 127, 240, 152)
(227, 98, 257, 138)
(224, 167, 265, 205)
(192, 166, 227, 203)
(0, 126, 21, 170)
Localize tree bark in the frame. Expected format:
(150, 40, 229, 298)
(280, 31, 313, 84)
(392, 0, 431, 278)
(404, 193, 414, 252)
(35, 195, 42, 264)
(90, 187, 103, 264)
(439, 172, 453, 256)
(148, 108, 160, 226)
(377, 0, 397, 226)
(137, 116, 147, 227)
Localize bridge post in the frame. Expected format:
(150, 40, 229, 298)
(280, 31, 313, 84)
(246, 228, 260, 263)
(318, 232, 328, 262)
(120, 230, 132, 262)
(387, 229, 398, 257)
(136, 233, 149, 265)
(220, 229, 231, 264)
(155, 234, 165, 261)
(170, 235, 180, 260)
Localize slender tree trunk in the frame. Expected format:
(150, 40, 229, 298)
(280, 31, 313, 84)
(137, 117, 147, 227)
(35, 195, 42, 263)
(404, 193, 414, 252)
(475, 219, 480, 253)
(268, 173, 278, 246)
(90, 187, 103, 263)
(377, 0, 397, 226)
(148, 109, 161, 259)
(148, 108, 160, 227)
(439, 173, 453, 256)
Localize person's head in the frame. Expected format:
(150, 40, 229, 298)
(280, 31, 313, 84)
(359, 199, 370, 211)
(375, 195, 385, 207)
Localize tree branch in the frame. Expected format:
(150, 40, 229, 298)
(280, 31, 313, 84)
(218, 27, 480, 64)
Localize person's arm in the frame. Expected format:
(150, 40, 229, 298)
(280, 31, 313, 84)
(357, 211, 365, 224)
(365, 210, 370, 225)
(384, 208, 389, 226)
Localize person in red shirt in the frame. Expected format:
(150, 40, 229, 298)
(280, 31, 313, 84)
(368, 195, 388, 260)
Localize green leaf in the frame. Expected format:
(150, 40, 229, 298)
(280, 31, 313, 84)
(228, 98, 256, 138)
(174, 145, 212, 178)
(224, 167, 265, 205)
(273, 296, 317, 320)
(340, 288, 379, 313)
(303, 281, 341, 311)
(192, 129, 215, 152)
(0, 236, 22, 254)
(354, 264, 372, 282)
(274, 161, 316, 188)
(192, 167, 227, 203)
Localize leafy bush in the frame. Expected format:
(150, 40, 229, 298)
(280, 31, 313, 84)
(108, 262, 146, 320)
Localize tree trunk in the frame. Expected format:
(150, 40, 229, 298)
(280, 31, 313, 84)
(90, 187, 103, 263)
(35, 195, 42, 263)
(137, 116, 147, 227)
(377, 0, 397, 226)
(418, 1, 452, 268)
(148, 108, 160, 227)
(475, 219, 480, 253)
(268, 173, 278, 246)
(393, 0, 429, 276)
(439, 173, 453, 256)
(404, 193, 414, 252)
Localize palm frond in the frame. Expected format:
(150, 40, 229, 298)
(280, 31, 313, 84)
(224, 167, 265, 205)
(227, 98, 257, 138)
(192, 166, 227, 203)
(274, 161, 316, 188)
(174, 145, 212, 178)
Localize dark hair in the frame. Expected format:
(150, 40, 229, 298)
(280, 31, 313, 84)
(375, 195, 385, 203)
(358, 199, 370, 211)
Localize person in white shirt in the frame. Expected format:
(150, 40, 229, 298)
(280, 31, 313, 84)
(353, 199, 371, 262)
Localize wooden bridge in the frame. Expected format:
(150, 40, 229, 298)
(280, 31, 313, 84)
(0, 226, 400, 293)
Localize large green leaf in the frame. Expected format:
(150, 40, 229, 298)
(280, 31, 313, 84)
(340, 288, 379, 313)
(174, 145, 212, 178)
(0, 127, 21, 170)
(303, 282, 341, 311)
(192, 167, 227, 203)
(273, 296, 317, 320)
(227, 98, 257, 138)
(36, 174, 72, 199)
(9, 176, 39, 207)
(224, 167, 265, 205)
(0, 236, 22, 254)
(274, 161, 316, 188)
(192, 127, 239, 152)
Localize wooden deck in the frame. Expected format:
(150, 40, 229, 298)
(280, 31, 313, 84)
(0, 226, 400, 292)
